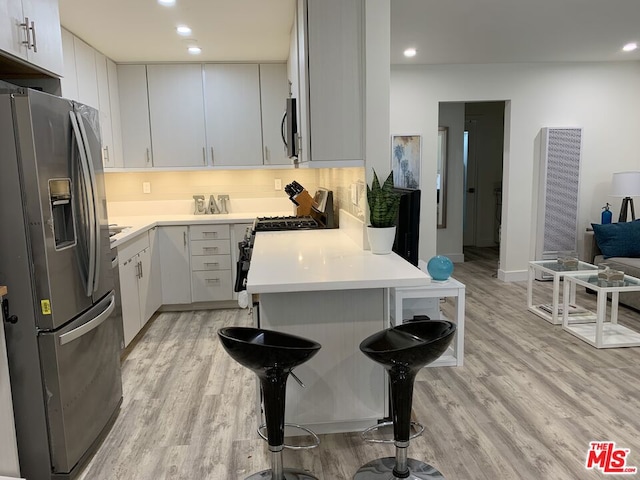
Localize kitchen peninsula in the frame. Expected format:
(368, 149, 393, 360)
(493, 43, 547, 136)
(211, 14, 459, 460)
(247, 222, 431, 434)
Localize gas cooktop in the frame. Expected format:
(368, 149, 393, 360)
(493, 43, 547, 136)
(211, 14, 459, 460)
(253, 215, 322, 231)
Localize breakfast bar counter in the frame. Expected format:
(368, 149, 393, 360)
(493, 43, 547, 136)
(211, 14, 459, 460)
(247, 229, 431, 294)
(247, 228, 431, 435)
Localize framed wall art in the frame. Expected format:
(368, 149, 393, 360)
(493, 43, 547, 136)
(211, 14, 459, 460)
(391, 135, 421, 189)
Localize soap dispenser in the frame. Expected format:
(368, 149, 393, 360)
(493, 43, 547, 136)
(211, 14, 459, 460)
(601, 203, 612, 224)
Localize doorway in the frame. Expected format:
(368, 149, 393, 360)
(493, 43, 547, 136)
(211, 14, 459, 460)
(437, 101, 506, 264)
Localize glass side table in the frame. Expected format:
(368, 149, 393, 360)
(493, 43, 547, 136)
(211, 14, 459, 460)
(527, 260, 599, 325)
(562, 273, 640, 348)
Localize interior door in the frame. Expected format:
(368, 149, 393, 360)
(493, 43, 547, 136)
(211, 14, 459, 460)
(463, 120, 478, 246)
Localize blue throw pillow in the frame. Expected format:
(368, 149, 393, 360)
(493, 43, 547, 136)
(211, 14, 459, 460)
(591, 220, 640, 258)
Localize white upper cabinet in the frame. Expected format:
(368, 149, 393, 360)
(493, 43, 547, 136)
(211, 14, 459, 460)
(95, 51, 113, 167)
(61, 29, 123, 168)
(0, 0, 25, 61)
(73, 36, 99, 108)
(117, 64, 152, 168)
(59, 28, 77, 99)
(0, 0, 63, 76)
(204, 64, 263, 167)
(21, 0, 63, 75)
(300, 0, 364, 165)
(259, 64, 290, 166)
(147, 64, 207, 168)
(106, 59, 123, 168)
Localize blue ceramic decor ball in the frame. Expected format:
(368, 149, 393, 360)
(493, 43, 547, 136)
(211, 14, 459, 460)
(427, 255, 454, 282)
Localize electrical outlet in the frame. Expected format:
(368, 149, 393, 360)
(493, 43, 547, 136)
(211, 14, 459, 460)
(143, 182, 151, 194)
(274, 179, 282, 190)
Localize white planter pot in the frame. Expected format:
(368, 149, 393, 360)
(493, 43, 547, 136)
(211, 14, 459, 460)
(367, 226, 396, 255)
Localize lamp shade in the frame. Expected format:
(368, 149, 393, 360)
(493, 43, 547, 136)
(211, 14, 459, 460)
(610, 171, 640, 197)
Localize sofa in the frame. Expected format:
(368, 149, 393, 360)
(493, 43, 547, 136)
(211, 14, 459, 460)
(584, 220, 640, 311)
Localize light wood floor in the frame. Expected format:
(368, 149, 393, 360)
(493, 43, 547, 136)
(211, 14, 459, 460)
(78, 249, 640, 479)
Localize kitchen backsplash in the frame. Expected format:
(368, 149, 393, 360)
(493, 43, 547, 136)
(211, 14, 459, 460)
(105, 166, 365, 221)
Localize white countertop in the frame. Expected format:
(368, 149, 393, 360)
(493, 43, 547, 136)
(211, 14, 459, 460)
(247, 229, 431, 294)
(109, 212, 290, 248)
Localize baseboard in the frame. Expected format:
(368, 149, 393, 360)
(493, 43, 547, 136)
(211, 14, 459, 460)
(440, 253, 464, 263)
(498, 269, 528, 282)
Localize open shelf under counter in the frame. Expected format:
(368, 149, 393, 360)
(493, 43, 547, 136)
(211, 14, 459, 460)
(390, 277, 466, 367)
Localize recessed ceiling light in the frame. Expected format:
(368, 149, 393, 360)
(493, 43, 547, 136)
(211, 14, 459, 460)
(188, 46, 202, 55)
(157, 0, 175, 6)
(176, 25, 192, 36)
(623, 42, 638, 52)
(404, 48, 417, 58)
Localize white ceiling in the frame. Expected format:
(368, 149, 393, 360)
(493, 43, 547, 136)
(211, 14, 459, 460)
(59, 0, 296, 62)
(59, 0, 640, 64)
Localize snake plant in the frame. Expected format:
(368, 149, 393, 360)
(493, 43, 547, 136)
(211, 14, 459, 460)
(367, 170, 401, 228)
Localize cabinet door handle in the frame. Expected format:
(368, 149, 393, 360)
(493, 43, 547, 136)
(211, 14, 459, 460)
(210, 147, 214, 165)
(103, 146, 109, 163)
(206, 278, 221, 285)
(202, 147, 206, 165)
(20, 17, 31, 50)
(139, 261, 143, 279)
(183, 231, 187, 248)
(146, 148, 151, 164)
(203, 247, 218, 253)
(203, 231, 218, 238)
(30, 20, 37, 53)
(204, 262, 220, 269)
(264, 146, 269, 163)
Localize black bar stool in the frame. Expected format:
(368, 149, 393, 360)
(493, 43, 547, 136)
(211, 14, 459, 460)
(218, 326, 322, 480)
(354, 320, 456, 480)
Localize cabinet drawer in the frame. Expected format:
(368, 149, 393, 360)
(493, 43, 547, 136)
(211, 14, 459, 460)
(190, 239, 230, 256)
(190, 224, 230, 240)
(191, 255, 232, 272)
(191, 270, 233, 302)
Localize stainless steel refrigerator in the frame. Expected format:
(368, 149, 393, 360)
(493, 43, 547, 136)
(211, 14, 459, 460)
(0, 88, 122, 480)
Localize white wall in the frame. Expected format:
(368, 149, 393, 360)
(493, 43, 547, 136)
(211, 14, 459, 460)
(436, 102, 464, 261)
(391, 61, 640, 280)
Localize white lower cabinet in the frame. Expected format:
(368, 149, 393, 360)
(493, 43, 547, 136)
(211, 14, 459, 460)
(190, 224, 233, 302)
(118, 231, 160, 347)
(158, 226, 191, 305)
(145, 227, 162, 318)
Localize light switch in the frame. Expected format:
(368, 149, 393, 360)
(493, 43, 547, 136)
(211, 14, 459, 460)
(143, 182, 151, 194)
(274, 179, 282, 190)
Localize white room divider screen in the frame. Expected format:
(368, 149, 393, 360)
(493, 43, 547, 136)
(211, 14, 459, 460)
(534, 127, 583, 280)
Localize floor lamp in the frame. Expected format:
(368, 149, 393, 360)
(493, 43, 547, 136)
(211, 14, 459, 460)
(611, 171, 640, 222)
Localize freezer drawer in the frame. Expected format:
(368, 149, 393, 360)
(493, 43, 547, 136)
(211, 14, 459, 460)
(38, 292, 122, 474)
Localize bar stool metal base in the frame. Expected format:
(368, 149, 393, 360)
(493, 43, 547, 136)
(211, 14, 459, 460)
(246, 469, 319, 480)
(353, 457, 445, 480)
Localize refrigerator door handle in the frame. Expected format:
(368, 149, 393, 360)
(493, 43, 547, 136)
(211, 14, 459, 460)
(69, 112, 96, 297)
(75, 112, 102, 294)
(59, 295, 116, 346)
